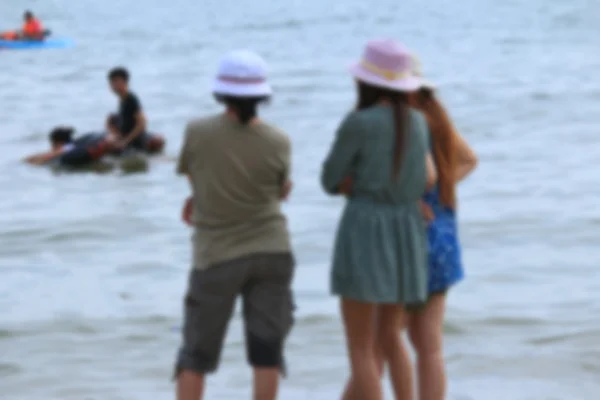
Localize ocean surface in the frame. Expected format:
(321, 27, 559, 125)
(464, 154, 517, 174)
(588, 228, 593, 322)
(2, 0, 600, 399)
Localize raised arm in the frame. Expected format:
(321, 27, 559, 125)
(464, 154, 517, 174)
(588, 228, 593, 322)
(425, 151, 437, 190)
(320, 113, 363, 194)
(454, 131, 478, 182)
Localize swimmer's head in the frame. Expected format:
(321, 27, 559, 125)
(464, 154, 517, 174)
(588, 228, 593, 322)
(49, 126, 74, 150)
(24, 11, 34, 22)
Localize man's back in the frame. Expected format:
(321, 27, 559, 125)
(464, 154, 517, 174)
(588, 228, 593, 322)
(178, 113, 291, 269)
(118, 92, 141, 136)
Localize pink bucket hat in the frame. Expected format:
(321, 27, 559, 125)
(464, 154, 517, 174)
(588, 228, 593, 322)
(349, 39, 422, 92)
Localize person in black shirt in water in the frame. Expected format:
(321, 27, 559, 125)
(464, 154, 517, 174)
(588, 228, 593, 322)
(104, 113, 165, 154)
(107, 67, 149, 151)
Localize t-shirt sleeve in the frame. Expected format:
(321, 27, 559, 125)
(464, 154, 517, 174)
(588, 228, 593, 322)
(320, 112, 363, 194)
(176, 124, 191, 175)
(128, 94, 142, 114)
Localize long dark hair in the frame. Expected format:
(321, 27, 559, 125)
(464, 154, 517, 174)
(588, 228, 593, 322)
(214, 95, 270, 125)
(356, 81, 409, 177)
(416, 88, 457, 208)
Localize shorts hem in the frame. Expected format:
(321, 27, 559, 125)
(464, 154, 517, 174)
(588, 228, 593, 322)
(172, 359, 218, 381)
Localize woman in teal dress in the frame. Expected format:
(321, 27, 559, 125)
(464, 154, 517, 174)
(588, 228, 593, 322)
(320, 39, 436, 400)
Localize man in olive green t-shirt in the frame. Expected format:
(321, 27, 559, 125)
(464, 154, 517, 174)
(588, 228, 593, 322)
(174, 50, 295, 400)
(177, 113, 292, 270)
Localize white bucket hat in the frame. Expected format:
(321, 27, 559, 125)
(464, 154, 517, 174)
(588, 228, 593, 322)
(212, 50, 272, 97)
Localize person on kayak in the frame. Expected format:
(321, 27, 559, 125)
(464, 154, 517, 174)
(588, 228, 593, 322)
(24, 127, 116, 167)
(108, 67, 149, 151)
(22, 11, 44, 39)
(0, 11, 45, 41)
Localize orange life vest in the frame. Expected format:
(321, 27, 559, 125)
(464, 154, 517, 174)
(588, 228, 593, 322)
(22, 19, 43, 37)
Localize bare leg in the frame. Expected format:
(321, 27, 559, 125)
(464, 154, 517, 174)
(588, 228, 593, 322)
(378, 304, 413, 400)
(341, 370, 364, 400)
(408, 294, 447, 400)
(253, 367, 279, 400)
(342, 305, 413, 400)
(341, 328, 384, 400)
(340, 298, 383, 400)
(176, 370, 205, 400)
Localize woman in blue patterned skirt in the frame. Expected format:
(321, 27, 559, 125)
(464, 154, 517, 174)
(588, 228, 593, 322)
(406, 60, 478, 400)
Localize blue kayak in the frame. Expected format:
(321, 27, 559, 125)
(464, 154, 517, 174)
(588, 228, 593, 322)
(0, 38, 73, 50)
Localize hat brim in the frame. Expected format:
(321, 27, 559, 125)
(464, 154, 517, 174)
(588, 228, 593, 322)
(212, 80, 272, 97)
(349, 63, 422, 92)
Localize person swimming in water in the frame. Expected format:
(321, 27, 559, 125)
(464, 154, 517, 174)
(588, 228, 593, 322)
(23, 117, 165, 167)
(0, 11, 47, 41)
(23, 127, 117, 167)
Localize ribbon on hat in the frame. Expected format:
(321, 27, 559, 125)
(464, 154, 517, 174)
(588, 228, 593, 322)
(360, 60, 410, 81)
(217, 76, 265, 84)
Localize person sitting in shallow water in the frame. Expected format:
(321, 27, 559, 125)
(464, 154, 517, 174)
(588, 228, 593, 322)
(23, 127, 117, 167)
(104, 113, 165, 154)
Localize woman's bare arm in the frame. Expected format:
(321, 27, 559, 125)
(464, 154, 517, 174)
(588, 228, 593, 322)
(425, 151, 437, 190)
(454, 133, 478, 182)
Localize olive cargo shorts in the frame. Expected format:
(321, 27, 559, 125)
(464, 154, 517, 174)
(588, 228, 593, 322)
(174, 252, 295, 377)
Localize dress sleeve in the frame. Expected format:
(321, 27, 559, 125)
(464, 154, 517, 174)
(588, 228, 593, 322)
(320, 112, 364, 194)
